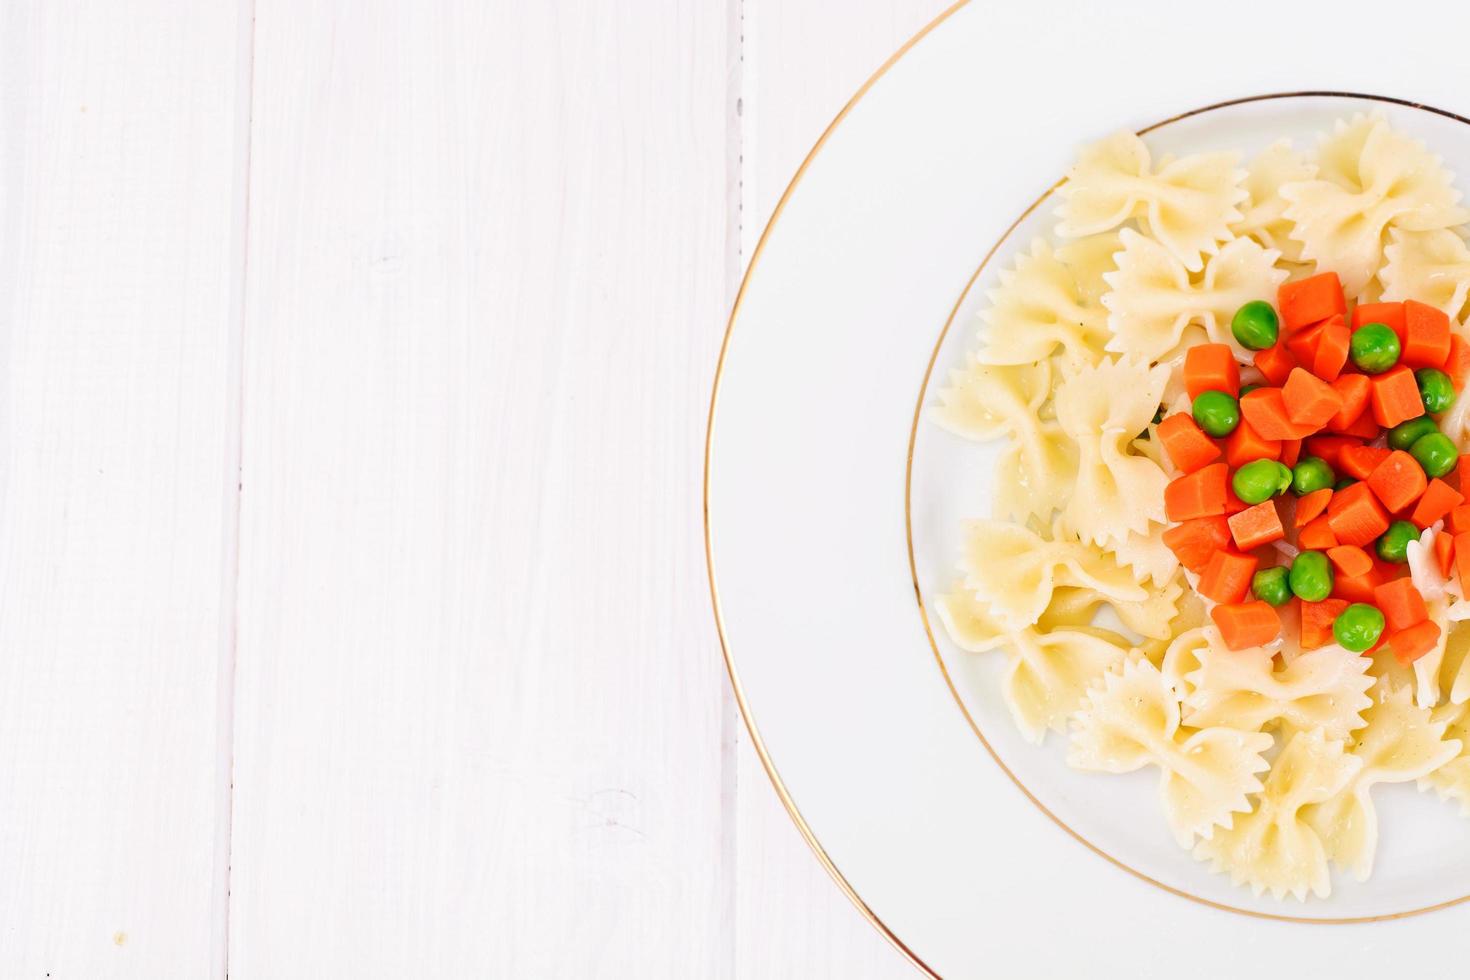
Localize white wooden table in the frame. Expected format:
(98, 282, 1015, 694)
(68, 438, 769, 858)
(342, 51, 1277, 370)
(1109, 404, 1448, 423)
(0, 1, 943, 975)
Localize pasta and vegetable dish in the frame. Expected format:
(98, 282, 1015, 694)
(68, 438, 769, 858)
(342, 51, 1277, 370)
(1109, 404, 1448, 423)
(930, 114, 1470, 901)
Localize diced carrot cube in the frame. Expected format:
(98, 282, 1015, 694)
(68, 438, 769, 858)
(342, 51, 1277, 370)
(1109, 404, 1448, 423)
(1241, 387, 1315, 440)
(1327, 481, 1391, 547)
(1336, 410, 1382, 440)
(1327, 374, 1372, 430)
(1370, 365, 1427, 429)
(1352, 301, 1406, 340)
(1386, 619, 1441, 665)
(1298, 515, 1339, 550)
(1403, 300, 1452, 369)
(1312, 315, 1351, 382)
(1287, 322, 1324, 365)
(1449, 505, 1470, 535)
(1223, 419, 1281, 469)
(1283, 367, 1344, 429)
(1253, 343, 1297, 386)
(1228, 501, 1286, 550)
(1411, 478, 1464, 529)
(1198, 550, 1257, 604)
(1436, 532, 1456, 578)
(1339, 445, 1392, 481)
(1211, 601, 1282, 650)
(1184, 344, 1241, 400)
(1327, 545, 1374, 579)
(1458, 454, 1470, 494)
(1294, 487, 1333, 527)
(1447, 334, 1470, 391)
(1456, 531, 1470, 588)
(1165, 463, 1229, 521)
(1367, 450, 1429, 514)
(1334, 573, 1379, 604)
(1281, 438, 1303, 468)
(1375, 577, 1429, 633)
(1162, 515, 1232, 573)
(1157, 414, 1221, 473)
(1300, 598, 1349, 649)
(1303, 435, 1362, 470)
(1279, 272, 1346, 332)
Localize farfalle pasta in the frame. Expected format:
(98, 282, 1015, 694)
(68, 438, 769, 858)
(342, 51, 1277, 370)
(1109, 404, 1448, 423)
(929, 114, 1470, 901)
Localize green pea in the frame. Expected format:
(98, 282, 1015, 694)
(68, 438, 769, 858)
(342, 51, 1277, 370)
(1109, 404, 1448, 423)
(1388, 416, 1439, 451)
(1291, 456, 1335, 495)
(1349, 323, 1401, 375)
(1335, 476, 1358, 491)
(1289, 550, 1334, 602)
(1410, 431, 1459, 479)
(1231, 300, 1280, 351)
(1417, 367, 1456, 414)
(1252, 566, 1292, 607)
(1376, 520, 1420, 564)
(1333, 603, 1385, 653)
(1192, 390, 1240, 438)
(1233, 458, 1290, 504)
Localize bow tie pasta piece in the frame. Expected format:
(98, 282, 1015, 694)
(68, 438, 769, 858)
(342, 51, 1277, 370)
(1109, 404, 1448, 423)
(933, 582, 1012, 654)
(1101, 230, 1288, 363)
(1281, 113, 1470, 297)
(975, 238, 1111, 369)
(930, 360, 1077, 523)
(1193, 729, 1362, 901)
(1422, 701, 1470, 815)
(958, 519, 1147, 630)
(1161, 626, 1214, 701)
(1182, 639, 1373, 739)
(1408, 598, 1458, 708)
(1054, 232, 1123, 307)
(1053, 356, 1170, 547)
(1232, 140, 1317, 264)
(1306, 685, 1462, 880)
(1381, 227, 1470, 322)
(1109, 522, 1181, 587)
(1055, 131, 1246, 273)
(1069, 659, 1272, 846)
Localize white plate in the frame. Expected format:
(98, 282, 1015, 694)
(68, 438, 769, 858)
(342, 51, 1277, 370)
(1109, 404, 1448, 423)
(707, 2, 1470, 976)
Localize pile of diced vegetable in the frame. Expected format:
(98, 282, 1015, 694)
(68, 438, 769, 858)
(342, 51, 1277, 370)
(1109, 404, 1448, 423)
(1159, 270, 1470, 660)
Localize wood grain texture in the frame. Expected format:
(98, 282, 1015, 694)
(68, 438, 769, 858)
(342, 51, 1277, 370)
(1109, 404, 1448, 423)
(228, 2, 735, 977)
(735, 4, 949, 977)
(0, 1, 242, 977)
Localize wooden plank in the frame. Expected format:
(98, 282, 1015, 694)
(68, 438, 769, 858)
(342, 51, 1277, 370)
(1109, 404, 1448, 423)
(228, 3, 734, 976)
(0, 2, 243, 976)
(736, 2, 948, 976)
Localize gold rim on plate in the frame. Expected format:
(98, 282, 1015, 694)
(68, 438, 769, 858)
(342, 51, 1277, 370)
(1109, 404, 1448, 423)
(905, 91, 1470, 925)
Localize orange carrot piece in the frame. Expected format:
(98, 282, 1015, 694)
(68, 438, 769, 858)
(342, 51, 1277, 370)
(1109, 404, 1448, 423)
(1327, 481, 1391, 547)
(1339, 445, 1392, 481)
(1198, 550, 1257, 605)
(1327, 545, 1374, 579)
(1228, 501, 1285, 550)
(1303, 435, 1362, 470)
(1157, 414, 1221, 473)
(1283, 367, 1344, 428)
(1459, 454, 1470, 494)
(1376, 577, 1428, 633)
(1294, 487, 1333, 527)
(1447, 334, 1470, 391)
(1352, 301, 1407, 339)
(1253, 342, 1297, 386)
(1327, 374, 1372, 432)
(1299, 597, 1349, 649)
(1386, 619, 1441, 665)
(1298, 515, 1339, 550)
(1281, 438, 1303, 469)
(1436, 532, 1456, 578)
(1183, 344, 1241, 400)
(1211, 600, 1282, 650)
(1403, 300, 1452, 369)
(1449, 505, 1470, 535)
(1370, 364, 1426, 428)
(1456, 531, 1470, 589)
(1367, 450, 1429, 514)
(1223, 419, 1281, 469)
(1334, 572, 1379, 604)
(1411, 478, 1464, 529)
(1312, 315, 1351, 381)
(1286, 322, 1324, 365)
(1337, 409, 1381, 440)
(1279, 272, 1346, 332)
(1162, 515, 1232, 573)
(1165, 463, 1229, 521)
(1241, 387, 1315, 440)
